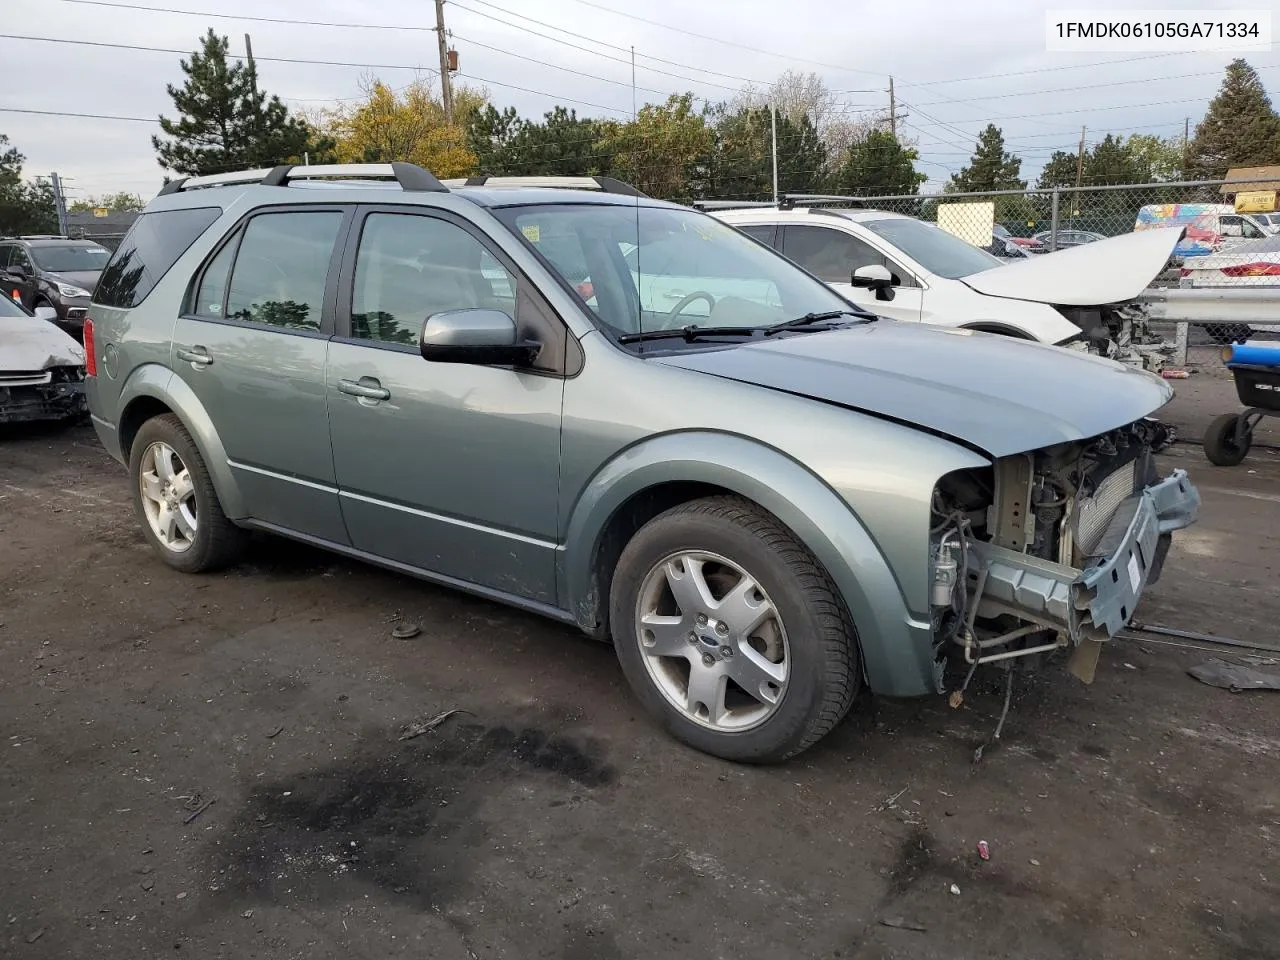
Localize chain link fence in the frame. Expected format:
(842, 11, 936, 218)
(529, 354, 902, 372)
(793, 177, 1280, 368)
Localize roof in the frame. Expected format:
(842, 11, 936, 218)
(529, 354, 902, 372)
(4, 236, 106, 247)
(712, 205, 912, 224)
(1220, 166, 1280, 194)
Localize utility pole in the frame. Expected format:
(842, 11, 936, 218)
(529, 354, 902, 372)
(434, 0, 454, 124)
(244, 33, 263, 161)
(1183, 115, 1190, 174)
(888, 76, 896, 138)
(49, 172, 69, 237)
(771, 103, 779, 204)
(1074, 125, 1086, 188)
(630, 46, 636, 120)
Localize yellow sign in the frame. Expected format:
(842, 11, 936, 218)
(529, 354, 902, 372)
(521, 223, 541, 242)
(1234, 190, 1276, 214)
(93, 207, 110, 218)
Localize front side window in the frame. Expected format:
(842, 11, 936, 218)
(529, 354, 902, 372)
(351, 213, 517, 345)
(225, 211, 342, 331)
(495, 204, 850, 336)
(784, 225, 894, 284)
(860, 217, 1004, 279)
(29, 244, 110, 273)
(95, 206, 221, 308)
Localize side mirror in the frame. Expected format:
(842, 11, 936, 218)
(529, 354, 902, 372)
(8, 263, 29, 278)
(419, 308, 541, 366)
(850, 263, 895, 301)
(34, 305, 57, 323)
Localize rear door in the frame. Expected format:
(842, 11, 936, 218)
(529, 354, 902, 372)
(173, 205, 350, 542)
(780, 224, 923, 321)
(325, 205, 567, 604)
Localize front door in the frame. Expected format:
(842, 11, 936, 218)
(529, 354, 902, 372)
(172, 206, 349, 542)
(781, 224, 924, 322)
(326, 207, 566, 604)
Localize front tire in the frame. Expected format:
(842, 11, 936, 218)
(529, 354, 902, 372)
(609, 496, 859, 763)
(129, 414, 245, 572)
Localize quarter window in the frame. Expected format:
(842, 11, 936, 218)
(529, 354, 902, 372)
(95, 206, 221, 308)
(225, 211, 342, 331)
(351, 213, 517, 344)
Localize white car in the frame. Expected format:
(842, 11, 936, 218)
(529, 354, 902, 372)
(709, 205, 1182, 348)
(0, 295, 87, 424)
(1180, 232, 1280, 287)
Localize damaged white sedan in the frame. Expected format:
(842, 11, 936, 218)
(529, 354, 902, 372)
(1, 296, 88, 424)
(708, 204, 1181, 370)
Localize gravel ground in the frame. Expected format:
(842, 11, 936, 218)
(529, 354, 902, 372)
(1, 415, 1278, 960)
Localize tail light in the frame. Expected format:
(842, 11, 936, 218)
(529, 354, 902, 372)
(83, 316, 97, 377)
(1179, 268, 1192, 277)
(1219, 262, 1280, 277)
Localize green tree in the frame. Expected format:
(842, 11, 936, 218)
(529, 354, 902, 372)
(68, 191, 145, 213)
(1186, 58, 1280, 179)
(471, 106, 608, 177)
(1125, 133, 1184, 182)
(703, 106, 828, 200)
(153, 29, 327, 175)
(467, 104, 524, 173)
(597, 94, 712, 201)
(0, 134, 57, 235)
(835, 130, 926, 196)
(948, 124, 1026, 193)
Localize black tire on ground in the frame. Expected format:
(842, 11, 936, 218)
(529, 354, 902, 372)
(609, 495, 860, 764)
(129, 413, 246, 573)
(1203, 413, 1251, 467)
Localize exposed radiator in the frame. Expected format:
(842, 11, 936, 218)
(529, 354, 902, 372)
(1075, 460, 1136, 556)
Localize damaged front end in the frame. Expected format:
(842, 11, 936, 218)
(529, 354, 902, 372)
(929, 419, 1199, 682)
(1056, 302, 1176, 374)
(0, 365, 88, 424)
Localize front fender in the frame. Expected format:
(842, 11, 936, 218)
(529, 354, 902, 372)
(117, 364, 246, 519)
(562, 431, 941, 698)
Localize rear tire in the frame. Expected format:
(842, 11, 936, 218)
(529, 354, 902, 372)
(609, 496, 859, 763)
(1203, 413, 1250, 467)
(129, 414, 245, 572)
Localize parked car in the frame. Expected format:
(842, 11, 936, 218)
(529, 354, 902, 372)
(986, 232, 1034, 260)
(0, 236, 110, 340)
(994, 223, 1046, 253)
(709, 204, 1182, 351)
(1180, 232, 1280, 287)
(1032, 229, 1107, 249)
(85, 164, 1200, 763)
(0, 294, 88, 424)
(1133, 204, 1270, 259)
(1253, 212, 1280, 234)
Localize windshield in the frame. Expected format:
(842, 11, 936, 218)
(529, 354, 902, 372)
(493, 203, 852, 337)
(30, 244, 110, 273)
(862, 218, 1004, 279)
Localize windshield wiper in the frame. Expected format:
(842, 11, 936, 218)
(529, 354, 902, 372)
(764, 309, 875, 336)
(617, 325, 764, 344)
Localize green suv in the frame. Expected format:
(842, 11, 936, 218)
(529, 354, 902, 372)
(84, 164, 1200, 763)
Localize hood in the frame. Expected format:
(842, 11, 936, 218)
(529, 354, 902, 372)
(960, 227, 1184, 306)
(0, 314, 85, 371)
(657, 322, 1170, 458)
(48, 270, 102, 293)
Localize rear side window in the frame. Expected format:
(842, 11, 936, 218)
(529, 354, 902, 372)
(95, 206, 221, 308)
(224, 211, 342, 331)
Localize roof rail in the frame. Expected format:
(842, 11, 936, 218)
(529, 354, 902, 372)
(443, 175, 647, 197)
(782, 193, 870, 208)
(15, 234, 70, 240)
(690, 200, 778, 211)
(157, 162, 448, 196)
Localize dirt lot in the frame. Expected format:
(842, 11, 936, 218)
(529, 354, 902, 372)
(2, 409, 1278, 960)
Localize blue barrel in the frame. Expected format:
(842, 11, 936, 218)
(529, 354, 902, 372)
(1224, 341, 1280, 367)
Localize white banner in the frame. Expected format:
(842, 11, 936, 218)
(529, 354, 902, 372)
(1046, 10, 1271, 51)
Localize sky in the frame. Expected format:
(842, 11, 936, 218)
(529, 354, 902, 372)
(2, 0, 1277, 202)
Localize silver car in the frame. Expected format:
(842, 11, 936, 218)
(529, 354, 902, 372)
(83, 164, 1200, 763)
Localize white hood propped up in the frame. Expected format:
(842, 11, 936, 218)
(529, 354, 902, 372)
(960, 226, 1185, 306)
(1, 315, 85, 372)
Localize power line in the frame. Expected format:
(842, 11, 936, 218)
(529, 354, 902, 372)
(48, 0, 436, 31)
(0, 34, 633, 115)
(450, 31, 669, 97)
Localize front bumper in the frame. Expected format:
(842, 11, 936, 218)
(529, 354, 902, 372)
(968, 469, 1200, 644)
(0, 379, 88, 424)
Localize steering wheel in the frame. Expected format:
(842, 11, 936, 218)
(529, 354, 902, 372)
(664, 291, 717, 327)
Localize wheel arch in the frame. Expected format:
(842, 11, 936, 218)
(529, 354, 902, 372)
(561, 431, 940, 698)
(116, 365, 246, 518)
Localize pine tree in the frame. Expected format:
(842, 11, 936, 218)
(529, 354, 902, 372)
(1186, 59, 1280, 180)
(153, 30, 321, 176)
(948, 124, 1026, 193)
(836, 130, 926, 196)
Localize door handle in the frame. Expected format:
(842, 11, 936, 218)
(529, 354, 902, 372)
(338, 377, 391, 402)
(176, 346, 213, 367)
